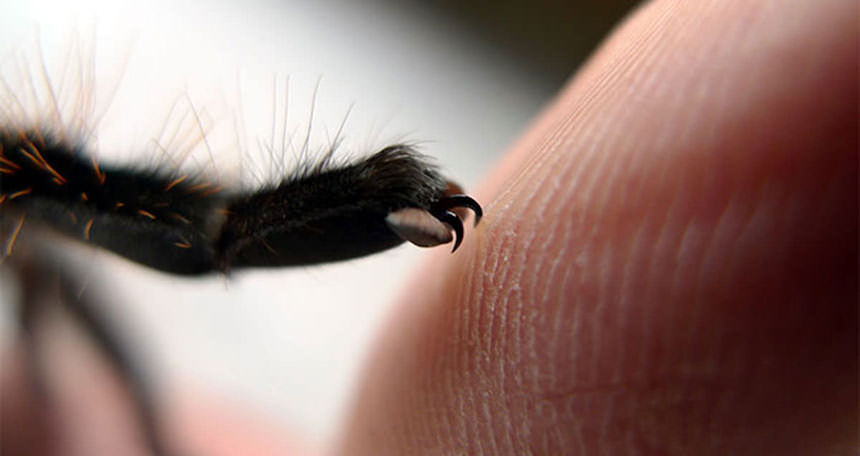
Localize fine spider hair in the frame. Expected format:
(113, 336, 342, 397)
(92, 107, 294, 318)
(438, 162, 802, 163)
(1, 40, 482, 455)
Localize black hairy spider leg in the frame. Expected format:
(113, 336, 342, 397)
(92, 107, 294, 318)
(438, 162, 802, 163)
(1, 135, 483, 275)
(11, 251, 175, 456)
(217, 145, 482, 270)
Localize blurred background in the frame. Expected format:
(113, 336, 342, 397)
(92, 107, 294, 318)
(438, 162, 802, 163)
(0, 0, 639, 450)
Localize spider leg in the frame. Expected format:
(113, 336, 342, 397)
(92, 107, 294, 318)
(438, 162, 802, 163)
(12, 252, 175, 456)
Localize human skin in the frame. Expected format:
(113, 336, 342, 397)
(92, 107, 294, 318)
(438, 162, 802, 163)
(2, 0, 857, 454)
(337, 0, 857, 454)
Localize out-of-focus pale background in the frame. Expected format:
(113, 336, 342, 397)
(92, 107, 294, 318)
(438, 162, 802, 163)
(0, 0, 638, 449)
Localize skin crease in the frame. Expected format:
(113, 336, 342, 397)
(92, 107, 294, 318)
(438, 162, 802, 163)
(1, 0, 856, 454)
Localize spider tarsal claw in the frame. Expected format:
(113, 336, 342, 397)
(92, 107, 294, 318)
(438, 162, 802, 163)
(431, 194, 483, 226)
(432, 209, 465, 252)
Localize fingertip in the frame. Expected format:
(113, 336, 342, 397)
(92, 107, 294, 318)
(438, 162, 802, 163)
(338, 0, 857, 454)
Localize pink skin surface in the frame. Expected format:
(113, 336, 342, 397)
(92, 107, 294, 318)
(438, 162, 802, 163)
(2, 0, 856, 454)
(338, 0, 857, 454)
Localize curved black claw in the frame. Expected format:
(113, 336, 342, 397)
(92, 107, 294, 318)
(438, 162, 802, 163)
(431, 195, 483, 226)
(432, 209, 465, 252)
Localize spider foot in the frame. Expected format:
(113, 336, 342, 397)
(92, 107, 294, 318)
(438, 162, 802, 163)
(386, 193, 482, 253)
